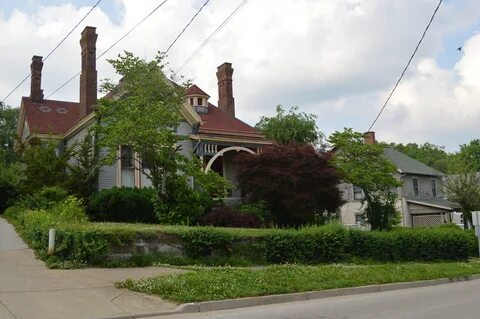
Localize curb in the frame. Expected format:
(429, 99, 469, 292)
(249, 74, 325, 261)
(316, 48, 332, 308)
(101, 274, 480, 319)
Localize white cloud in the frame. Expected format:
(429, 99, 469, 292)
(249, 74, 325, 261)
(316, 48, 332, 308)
(1, 0, 479, 151)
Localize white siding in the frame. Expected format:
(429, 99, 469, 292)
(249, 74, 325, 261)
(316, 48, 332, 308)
(65, 126, 90, 166)
(98, 147, 118, 190)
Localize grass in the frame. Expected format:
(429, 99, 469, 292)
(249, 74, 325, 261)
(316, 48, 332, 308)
(117, 261, 480, 303)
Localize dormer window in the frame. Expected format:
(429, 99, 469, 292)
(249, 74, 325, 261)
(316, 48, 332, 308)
(185, 84, 210, 114)
(190, 98, 194, 106)
(197, 97, 203, 106)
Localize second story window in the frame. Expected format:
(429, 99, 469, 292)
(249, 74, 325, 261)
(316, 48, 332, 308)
(121, 145, 134, 168)
(353, 185, 364, 200)
(431, 179, 437, 197)
(189, 97, 194, 106)
(197, 97, 203, 106)
(412, 177, 419, 196)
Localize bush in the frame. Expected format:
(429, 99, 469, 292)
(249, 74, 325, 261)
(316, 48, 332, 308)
(264, 225, 348, 263)
(347, 227, 471, 261)
(0, 180, 18, 213)
(87, 187, 157, 223)
(200, 206, 263, 228)
(180, 228, 233, 258)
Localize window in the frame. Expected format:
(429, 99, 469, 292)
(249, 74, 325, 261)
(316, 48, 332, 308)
(412, 177, 419, 196)
(431, 179, 437, 197)
(355, 214, 365, 225)
(190, 97, 194, 106)
(197, 97, 203, 106)
(120, 146, 134, 168)
(353, 185, 364, 200)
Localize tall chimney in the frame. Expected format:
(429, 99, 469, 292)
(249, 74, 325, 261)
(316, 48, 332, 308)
(30, 56, 44, 102)
(79, 26, 97, 117)
(364, 131, 376, 145)
(216, 62, 235, 117)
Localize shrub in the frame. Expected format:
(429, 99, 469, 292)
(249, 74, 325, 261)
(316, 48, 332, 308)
(180, 228, 233, 258)
(0, 180, 18, 213)
(200, 206, 263, 228)
(264, 225, 348, 263)
(347, 227, 471, 261)
(87, 187, 157, 223)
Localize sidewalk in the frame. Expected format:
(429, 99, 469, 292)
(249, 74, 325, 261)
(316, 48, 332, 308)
(0, 217, 185, 319)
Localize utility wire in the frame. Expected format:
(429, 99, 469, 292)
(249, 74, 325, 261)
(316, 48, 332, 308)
(46, 0, 170, 99)
(174, 0, 249, 75)
(367, 0, 442, 132)
(0, 0, 102, 104)
(165, 0, 211, 54)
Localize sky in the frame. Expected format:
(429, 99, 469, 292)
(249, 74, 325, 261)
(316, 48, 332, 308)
(0, 0, 479, 152)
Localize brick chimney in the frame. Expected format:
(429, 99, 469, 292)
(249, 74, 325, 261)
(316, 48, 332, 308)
(79, 26, 97, 117)
(216, 62, 235, 117)
(30, 56, 44, 102)
(364, 131, 376, 145)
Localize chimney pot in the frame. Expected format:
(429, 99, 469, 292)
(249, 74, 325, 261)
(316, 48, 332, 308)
(216, 62, 235, 117)
(30, 56, 44, 102)
(364, 131, 376, 145)
(79, 26, 97, 118)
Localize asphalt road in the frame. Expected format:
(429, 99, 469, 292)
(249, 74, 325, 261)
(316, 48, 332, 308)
(153, 279, 480, 319)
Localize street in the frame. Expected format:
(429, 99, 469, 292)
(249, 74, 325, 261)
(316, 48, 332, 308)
(153, 278, 480, 319)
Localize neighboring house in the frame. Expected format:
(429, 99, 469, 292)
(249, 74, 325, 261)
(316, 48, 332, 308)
(340, 132, 460, 228)
(16, 26, 270, 202)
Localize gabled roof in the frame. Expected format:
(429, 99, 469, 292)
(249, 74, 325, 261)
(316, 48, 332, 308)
(186, 84, 210, 97)
(198, 103, 264, 139)
(383, 148, 444, 177)
(21, 97, 81, 135)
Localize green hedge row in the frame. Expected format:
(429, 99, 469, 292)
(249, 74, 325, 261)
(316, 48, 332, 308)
(11, 220, 476, 266)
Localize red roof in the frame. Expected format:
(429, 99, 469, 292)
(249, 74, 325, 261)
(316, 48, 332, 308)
(186, 84, 210, 97)
(198, 103, 264, 139)
(22, 97, 82, 135)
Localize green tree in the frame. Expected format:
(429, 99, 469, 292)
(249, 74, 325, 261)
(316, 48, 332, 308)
(17, 138, 70, 194)
(445, 173, 480, 229)
(0, 106, 19, 164)
(329, 128, 401, 231)
(256, 105, 322, 145)
(65, 130, 100, 201)
(96, 52, 229, 224)
(453, 140, 480, 173)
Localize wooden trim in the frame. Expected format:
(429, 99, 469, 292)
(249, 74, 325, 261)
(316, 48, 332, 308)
(189, 134, 272, 145)
(64, 112, 96, 138)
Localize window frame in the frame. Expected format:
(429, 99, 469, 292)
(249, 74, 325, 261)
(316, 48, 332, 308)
(353, 185, 364, 200)
(430, 178, 437, 197)
(412, 177, 419, 197)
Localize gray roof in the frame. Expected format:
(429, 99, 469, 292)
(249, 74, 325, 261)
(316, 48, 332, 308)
(383, 148, 445, 177)
(406, 198, 461, 210)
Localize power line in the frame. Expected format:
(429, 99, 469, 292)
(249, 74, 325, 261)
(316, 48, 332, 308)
(47, 0, 170, 99)
(174, 0, 249, 74)
(0, 0, 102, 104)
(165, 0, 211, 54)
(367, 0, 442, 132)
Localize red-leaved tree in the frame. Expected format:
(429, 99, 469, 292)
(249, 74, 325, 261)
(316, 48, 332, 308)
(236, 144, 344, 226)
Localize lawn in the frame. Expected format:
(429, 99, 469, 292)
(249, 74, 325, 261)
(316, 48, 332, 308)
(117, 261, 480, 303)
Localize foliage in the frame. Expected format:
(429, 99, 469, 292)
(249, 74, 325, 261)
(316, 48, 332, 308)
(255, 105, 322, 145)
(0, 106, 19, 164)
(329, 129, 401, 230)
(95, 51, 185, 208)
(17, 138, 70, 194)
(117, 261, 480, 303)
(445, 173, 480, 229)
(237, 143, 343, 226)
(65, 130, 99, 201)
(180, 228, 233, 258)
(96, 51, 229, 225)
(200, 206, 263, 228)
(86, 187, 157, 223)
(455, 139, 480, 173)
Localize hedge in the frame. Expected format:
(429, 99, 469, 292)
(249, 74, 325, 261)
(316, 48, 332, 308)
(7, 218, 476, 266)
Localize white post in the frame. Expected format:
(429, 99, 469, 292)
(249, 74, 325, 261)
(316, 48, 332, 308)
(48, 228, 55, 255)
(472, 212, 480, 258)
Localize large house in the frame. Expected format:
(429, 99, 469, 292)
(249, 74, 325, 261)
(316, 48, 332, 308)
(340, 132, 461, 228)
(16, 26, 270, 201)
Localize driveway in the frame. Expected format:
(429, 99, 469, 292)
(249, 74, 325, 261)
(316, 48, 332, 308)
(0, 217, 185, 319)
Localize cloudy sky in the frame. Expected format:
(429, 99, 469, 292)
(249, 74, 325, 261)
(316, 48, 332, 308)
(1, 0, 479, 151)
